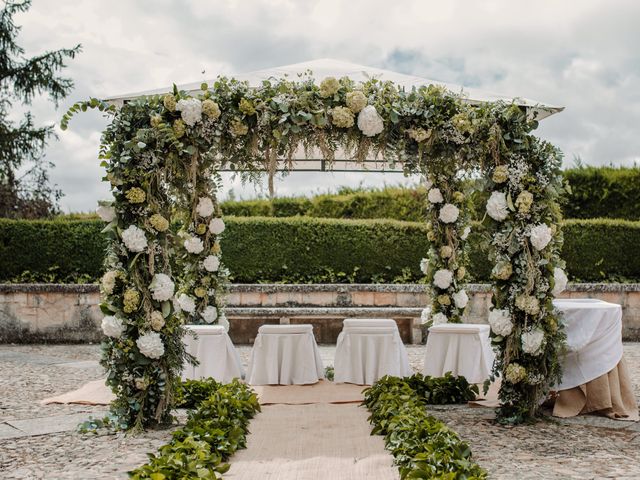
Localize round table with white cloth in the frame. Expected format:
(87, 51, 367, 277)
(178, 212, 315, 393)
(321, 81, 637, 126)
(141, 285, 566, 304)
(334, 318, 412, 385)
(246, 324, 324, 385)
(423, 324, 494, 384)
(182, 324, 244, 383)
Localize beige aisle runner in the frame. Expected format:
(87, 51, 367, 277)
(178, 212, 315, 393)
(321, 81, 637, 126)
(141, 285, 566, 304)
(253, 380, 366, 405)
(226, 403, 399, 480)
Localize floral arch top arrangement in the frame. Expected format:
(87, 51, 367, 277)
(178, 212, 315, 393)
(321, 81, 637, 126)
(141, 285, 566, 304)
(63, 71, 569, 428)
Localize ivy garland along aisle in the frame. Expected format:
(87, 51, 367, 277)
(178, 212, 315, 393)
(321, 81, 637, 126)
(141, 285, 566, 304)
(64, 74, 568, 428)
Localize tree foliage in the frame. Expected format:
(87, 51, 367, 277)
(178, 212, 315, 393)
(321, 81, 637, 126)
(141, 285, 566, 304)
(0, 0, 80, 218)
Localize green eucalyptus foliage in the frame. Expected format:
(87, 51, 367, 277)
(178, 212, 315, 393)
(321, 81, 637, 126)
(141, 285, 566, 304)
(363, 375, 486, 479)
(129, 379, 260, 480)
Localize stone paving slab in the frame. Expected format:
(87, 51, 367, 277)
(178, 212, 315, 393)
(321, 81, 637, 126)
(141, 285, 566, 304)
(0, 422, 27, 440)
(4, 412, 100, 438)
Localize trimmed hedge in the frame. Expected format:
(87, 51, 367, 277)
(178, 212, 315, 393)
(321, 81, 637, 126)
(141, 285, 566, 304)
(1, 217, 639, 283)
(220, 167, 640, 221)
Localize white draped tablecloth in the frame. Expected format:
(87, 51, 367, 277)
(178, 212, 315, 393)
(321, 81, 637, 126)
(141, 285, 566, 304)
(182, 325, 244, 383)
(553, 299, 623, 390)
(334, 319, 411, 385)
(246, 324, 324, 386)
(423, 324, 494, 384)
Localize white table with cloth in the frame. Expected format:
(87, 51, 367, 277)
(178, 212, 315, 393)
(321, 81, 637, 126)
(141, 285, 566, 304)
(423, 324, 495, 384)
(552, 298, 638, 420)
(246, 324, 324, 386)
(334, 318, 412, 385)
(182, 325, 244, 383)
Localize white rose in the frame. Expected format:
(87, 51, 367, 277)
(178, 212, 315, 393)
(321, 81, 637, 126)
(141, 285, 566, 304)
(96, 204, 116, 222)
(102, 315, 125, 338)
(136, 331, 165, 359)
(529, 224, 552, 251)
(149, 273, 175, 302)
(552, 267, 568, 296)
(420, 307, 432, 324)
(460, 226, 471, 240)
(121, 225, 147, 252)
(184, 236, 204, 254)
(175, 98, 202, 126)
(488, 308, 513, 336)
(439, 203, 460, 224)
(521, 329, 545, 355)
(433, 269, 453, 289)
(177, 293, 196, 313)
(203, 255, 220, 272)
(420, 258, 429, 275)
(427, 188, 444, 204)
(218, 312, 230, 332)
(209, 218, 225, 235)
(452, 289, 469, 309)
(356, 105, 384, 137)
(202, 305, 218, 324)
(486, 191, 509, 221)
(432, 312, 448, 325)
(196, 197, 215, 217)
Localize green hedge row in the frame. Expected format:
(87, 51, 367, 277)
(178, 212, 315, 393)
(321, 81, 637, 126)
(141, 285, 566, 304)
(1, 217, 639, 283)
(220, 167, 640, 221)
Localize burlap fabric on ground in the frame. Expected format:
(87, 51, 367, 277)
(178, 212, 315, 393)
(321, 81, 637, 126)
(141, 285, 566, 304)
(41, 379, 114, 405)
(253, 380, 366, 405)
(226, 403, 399, 480)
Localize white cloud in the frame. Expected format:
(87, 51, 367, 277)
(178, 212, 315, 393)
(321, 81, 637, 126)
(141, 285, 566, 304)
(11, 0, 640, 211)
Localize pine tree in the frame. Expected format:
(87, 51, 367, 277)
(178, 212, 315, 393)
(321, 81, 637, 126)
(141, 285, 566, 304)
(0, 0, 80, 218)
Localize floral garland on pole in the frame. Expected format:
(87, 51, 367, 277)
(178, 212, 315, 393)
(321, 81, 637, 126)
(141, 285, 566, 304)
(64, 75, 566, 428)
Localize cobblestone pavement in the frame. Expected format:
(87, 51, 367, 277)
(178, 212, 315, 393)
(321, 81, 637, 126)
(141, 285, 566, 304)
(0, 343, 639, 479)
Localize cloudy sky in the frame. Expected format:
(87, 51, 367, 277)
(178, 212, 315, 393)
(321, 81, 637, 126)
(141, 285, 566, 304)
(11, 0, 640, 212)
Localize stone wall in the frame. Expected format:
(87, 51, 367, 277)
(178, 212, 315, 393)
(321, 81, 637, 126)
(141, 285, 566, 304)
(1, 283, 639, 344)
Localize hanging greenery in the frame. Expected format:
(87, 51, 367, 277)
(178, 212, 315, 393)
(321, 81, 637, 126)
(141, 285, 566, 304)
(63, 71, 567, 427)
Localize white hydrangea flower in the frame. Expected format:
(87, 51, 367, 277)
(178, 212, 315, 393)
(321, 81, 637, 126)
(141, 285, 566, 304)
(184, 236, 204, 254)
(136, 331, 165, 359)
(203, 255, 220, 272)
(433, 269, 454, 289)
(175, 98, 202, 126)
(488, 308, 513, 336)
(420, 258, 429, 275)
(209, 218, 225, 235)
(177, 293, 196, 313)
(432, 312, 448, 325)
(102, 315, 125, 338)
(196, 197, 215, 217)
(356, 105, 384, 137)
(427, 188, 444, 204)
(552, 267, 568, 296)
(218, 312, 230, 332)
(460, 226, 471, 240)
(452, 289, 469, 309)
(521, 329, 545, 355)
(486, 191, 509, 221)
(149, 273, 175, 302)
(96, 204, 116, 222)
(529, 224, 553, 251)
(202, 305, 218, 324)
(101, 270, 118, 295)
(439, 203, 460, 224)
(121, 225, 148, 252)
(420, 307, 432, 324)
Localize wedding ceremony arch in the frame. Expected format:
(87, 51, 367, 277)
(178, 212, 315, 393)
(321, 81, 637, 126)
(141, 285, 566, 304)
(63, 59, 569, 429)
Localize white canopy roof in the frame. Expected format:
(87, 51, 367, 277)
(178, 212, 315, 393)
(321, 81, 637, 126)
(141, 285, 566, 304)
(106, 58, 563, 120)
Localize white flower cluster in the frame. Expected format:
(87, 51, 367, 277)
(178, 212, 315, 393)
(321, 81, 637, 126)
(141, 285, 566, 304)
(102, 270, 118, 295)
(203, 255, 220, 272)
(202, 305, 218, 324)
(177, 293, 196, 313)
(521, 328, 545, 355)
(486, 191, 509, 221)
(96, 204, 116, 222)
(176, 98, 203, 126)
(420, 258, 429, 275)
(529, 224, 552, 251)
(433, 269, 453, 289)
(136, 331, 165, 359)
(420, 307, 432, 324)
(460, 226, 471, 240)
(209, 218, 225, 235)
(552, 267, 568, 296)
(196, 197, 215, 217)
(102, 315, 125, 338)
(357, 105, 384, 137)
(439, 203, 459, 223)
(427, 188, 444, 204)
(432, 312, 448, 325)
(452, 289, 469, 309)
(149, 273, 175, 302)
(184, 236, 204, 254)
(488, 308, 513, 336)
(122, 225, 147, 252)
